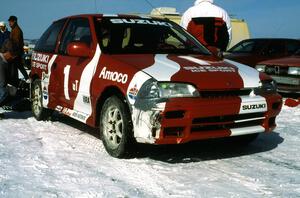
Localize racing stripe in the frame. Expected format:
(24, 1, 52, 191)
(225, 59, 260, 88)
(73, 45, 101, 123)
(178, 56, 211, 65)
(42, 55, 57, 108)
(143, 54, 181, 81)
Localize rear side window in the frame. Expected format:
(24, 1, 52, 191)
(58, 18, 92, 55)
(35, 19, 66, 53)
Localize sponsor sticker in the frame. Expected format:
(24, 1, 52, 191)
(43, 86, 48, 100)
(184, 66, 235, 73)
(32, 52, 50, 63)
(99, 67, 128, 84)
(31, 61, 47, 70)
(83, 96, 90, 104)
(55, 106, 88, 122)
(128, 84, 139, 100)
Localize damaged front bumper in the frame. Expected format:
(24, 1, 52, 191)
(131, 94, 282, 145)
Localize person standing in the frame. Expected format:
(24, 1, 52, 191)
(0, 39, 17, 107)
(181, 0, 232, 52)
(0, 21, 10, 47)
(8, 15, 29, 85)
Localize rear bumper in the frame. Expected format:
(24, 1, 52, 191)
(137, 94, 282, 145)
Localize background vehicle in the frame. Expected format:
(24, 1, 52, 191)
(225, 38, 300, 67)
(30, 14, 282, 158)
(256, 49, 300, 94)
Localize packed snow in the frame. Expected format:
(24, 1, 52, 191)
(0, 105, 300, 197)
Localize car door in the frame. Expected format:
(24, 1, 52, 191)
(52, 17, 94, 112)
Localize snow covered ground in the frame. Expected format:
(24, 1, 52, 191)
(0, 105, 300, 198)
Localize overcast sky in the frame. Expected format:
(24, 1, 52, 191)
(0, 0, 299, 39)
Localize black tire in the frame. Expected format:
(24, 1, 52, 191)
(31, 79, 53, 121)
(100, 96, 134, 158)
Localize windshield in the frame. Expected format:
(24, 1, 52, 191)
(295, 49, 300, 56)
(94, 17, 210, 55)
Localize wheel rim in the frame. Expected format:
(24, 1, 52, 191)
(32, 84, 42, 116)
(103, 105, 124, 149)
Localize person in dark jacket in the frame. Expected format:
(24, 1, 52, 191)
(0, 39, 17, 106)
(0, 21, 10, 48)
(8, 16, 29, 85)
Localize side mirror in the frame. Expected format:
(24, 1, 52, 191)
(67, 42, 91, 58)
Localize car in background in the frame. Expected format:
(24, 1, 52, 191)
(30, 14, 282, 158)
(256, 49, 300, 94)
(225, 38, 300, 67)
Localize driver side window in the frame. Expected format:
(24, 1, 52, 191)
(59, 18, 92, 55)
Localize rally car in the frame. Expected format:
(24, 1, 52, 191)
(30, 14, 282, 158)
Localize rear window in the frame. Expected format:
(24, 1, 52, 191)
(94, 17, 210, 55)
(35, 19, 67, 53)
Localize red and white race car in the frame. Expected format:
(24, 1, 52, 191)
(30, 14, 282, 158)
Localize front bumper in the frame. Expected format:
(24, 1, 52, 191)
(133, 94, 282, 145)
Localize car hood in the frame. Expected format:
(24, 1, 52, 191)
(260, 56, 300, 67)
(110, 54, 262, 90)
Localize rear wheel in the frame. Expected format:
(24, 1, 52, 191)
(31, 80, 53, 121)
(100, 96, 134, 158)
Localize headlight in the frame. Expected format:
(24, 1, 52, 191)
(142, 82, 200, 99)
(288, 67, 300, 75)
(254, 80, 277, 95)
(255, 65, 266, 72)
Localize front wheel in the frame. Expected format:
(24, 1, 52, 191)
(100, 96, 134, 158)
(31, 80, 53, 121)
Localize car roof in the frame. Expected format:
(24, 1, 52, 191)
(54, 13, 162, 22)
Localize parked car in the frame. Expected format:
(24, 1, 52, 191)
(225, 38, 300, 67)
(30, 14, 282, 158)
(256, 49, 300, 94)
